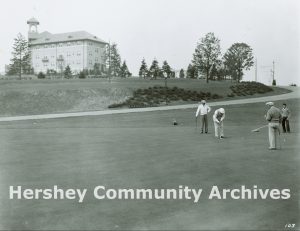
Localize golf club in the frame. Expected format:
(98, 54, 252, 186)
(251, 124, 268, 132)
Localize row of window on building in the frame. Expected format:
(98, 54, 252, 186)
(35, 59, 100, 67)
(35, 54, 104, 60)
(31, 41, 105, 49)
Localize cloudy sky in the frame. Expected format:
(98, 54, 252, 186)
(0, 0, 299, 85)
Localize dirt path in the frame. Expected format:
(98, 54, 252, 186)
(0, 87, 298, 122)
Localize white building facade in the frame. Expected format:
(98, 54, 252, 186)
(27, 18, 108, 74)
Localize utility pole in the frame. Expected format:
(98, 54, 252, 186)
(270, 60, 275, 85)
(108, 41, 111, 83)
(272, 60, 275, 82)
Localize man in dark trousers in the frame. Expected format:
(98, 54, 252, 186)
(281, 103, 291, 133)
(195, 100, 211, 133)
(265, 102, 282, 150)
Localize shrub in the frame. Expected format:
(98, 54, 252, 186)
(37, 72, 46, 79)
(230, 82, 273, 96)
(79, 71, 86, 79)
(153, 99, 160, 104)
(212, 94, 222, 99)
(108, 102, 125, 108)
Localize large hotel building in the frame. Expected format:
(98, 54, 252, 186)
(27, 18, 108, 74)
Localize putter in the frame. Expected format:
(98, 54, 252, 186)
(195, 117, 198, 131)
(219, 124, 222, 139)
(251, 124, 268, 132)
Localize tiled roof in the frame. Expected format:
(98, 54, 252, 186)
(30, 31, 108, 45)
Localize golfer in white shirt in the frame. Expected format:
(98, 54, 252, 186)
(213, 108, 225, 139)
(195, 100, 211, 133)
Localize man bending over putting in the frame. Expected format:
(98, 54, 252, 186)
(213, 108, 225, 139)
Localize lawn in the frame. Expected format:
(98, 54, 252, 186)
(0, 78, 290, 116)
(0, 98, 298, 230)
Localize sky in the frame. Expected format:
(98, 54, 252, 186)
(0, 0, 299, 85)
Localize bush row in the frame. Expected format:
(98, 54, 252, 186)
(228, 81, 273, 97)
(108, 86, 223, 108)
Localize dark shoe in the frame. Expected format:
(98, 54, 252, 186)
(268, 147, 276, 150)
(220, 136, 224, 138)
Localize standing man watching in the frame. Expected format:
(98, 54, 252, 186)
(213, 108, 225, 139)
(195, 100, 211, 133)
(281, 103, 291, 133)
(265, 102, 282, 150)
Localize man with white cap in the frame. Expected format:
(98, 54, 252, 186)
(213, 108, 225, 139)
(195, 100, 211, 133)
(265, 102, 282, 150)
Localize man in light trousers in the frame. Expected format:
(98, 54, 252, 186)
(265, 102, 282, 150)
(213, 108, 225, 139)
(195, 100, 211, 133)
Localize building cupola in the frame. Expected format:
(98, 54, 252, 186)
(27, 17, 40, 42)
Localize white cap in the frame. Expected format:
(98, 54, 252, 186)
(266, 102, 274, 106)
(219, 108, 225, 114)
(201, 100, 206, 104)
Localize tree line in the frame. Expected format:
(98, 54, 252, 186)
(138, 32, 254, 82)
(138, 59, 175, 79)
(190, 32, 254, 83)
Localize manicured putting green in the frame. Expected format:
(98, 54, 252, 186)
(0, 99, 298, 230)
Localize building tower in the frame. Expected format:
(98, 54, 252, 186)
(27, 17, 40, 43)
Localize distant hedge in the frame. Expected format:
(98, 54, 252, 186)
(108, 85, 223, 108)
(108, 82, 274, 109)
(229, 81, 273, 97)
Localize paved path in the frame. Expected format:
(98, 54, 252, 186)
(0, 87, 299, 122)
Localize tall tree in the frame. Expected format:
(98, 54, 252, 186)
(179, 69, 185, 78)
(186, 64, 198, 79)
(107, 43, 122, 77)
(192, 32, 221, 83)
(93, 63, 101, 76)
(149, 59, 160, 79)
(161, 60, 172, 78)
(120, 61, 132, 78)
(8, 33, 31, 78)
(139, 58, 148, 78)
(223, 43, 254, 82)
(64, 65, 72, 78)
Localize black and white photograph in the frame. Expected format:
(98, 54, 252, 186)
(0, 0, 299, 230)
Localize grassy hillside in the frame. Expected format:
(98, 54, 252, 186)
(0, 78, 290, 116)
